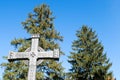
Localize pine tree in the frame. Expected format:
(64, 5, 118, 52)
(68, 26, 112, 80)
(1, 4, 64, 80)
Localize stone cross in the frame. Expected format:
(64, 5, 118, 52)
(8, 34, 59, 80)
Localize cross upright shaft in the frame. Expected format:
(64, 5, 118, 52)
(28, 34, 39, 80)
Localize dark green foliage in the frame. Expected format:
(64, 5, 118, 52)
(68, 26, 112, 80)
(1, 4, 64, 80)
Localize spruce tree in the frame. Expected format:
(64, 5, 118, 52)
(1, 4, 64, 80)
(68, 26, 112, 80)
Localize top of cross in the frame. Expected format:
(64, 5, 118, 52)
(31, 34, 40, 38)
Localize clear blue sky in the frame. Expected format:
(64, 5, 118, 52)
(0, 0, 120, 79)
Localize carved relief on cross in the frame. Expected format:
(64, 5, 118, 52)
(8, 34, 59, 80)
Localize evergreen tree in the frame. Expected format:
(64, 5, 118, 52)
(68, 26, 112, 80)
(1, 4, 64, 80)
